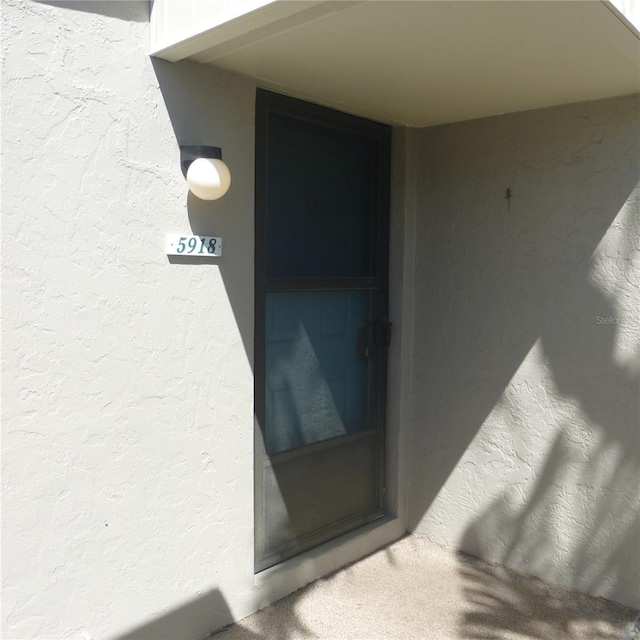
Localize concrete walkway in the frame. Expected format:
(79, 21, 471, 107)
(213, 535, 638, 640)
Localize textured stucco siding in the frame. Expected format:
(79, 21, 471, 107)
(2, 2, 259, 639)
(409, 95, 640, 609)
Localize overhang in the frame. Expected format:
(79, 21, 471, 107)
(151, 1, 640, 126)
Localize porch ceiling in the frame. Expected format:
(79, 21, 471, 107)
(152, 1, 640, 127)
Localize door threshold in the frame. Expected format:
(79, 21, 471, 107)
(253, 515, 405, 592)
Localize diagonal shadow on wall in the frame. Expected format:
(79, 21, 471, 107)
(406, 94, 640, 635)
(136, 45, 640, 637)
(153, 53, 640, 637)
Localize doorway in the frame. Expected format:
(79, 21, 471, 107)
(254, 89, 391, 571)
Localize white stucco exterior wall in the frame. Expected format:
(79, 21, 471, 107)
(2, 1, 259, 638)
(408, 95, 640, 609)
(1, 2, 409, 638)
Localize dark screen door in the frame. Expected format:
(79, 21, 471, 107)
(254, 90, 390, 571)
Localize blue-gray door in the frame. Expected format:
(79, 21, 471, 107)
(255, 90, 390, 571)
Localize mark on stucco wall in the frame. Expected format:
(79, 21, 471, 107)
(505, 188, 514, 211)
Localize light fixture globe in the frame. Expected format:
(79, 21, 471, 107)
(179, 145, 231, 202)
(186, 157, 231, 201)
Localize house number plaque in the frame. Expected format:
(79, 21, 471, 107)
(166, 234, 222, 257)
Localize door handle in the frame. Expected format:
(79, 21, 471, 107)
(356, 323, 372, 360)
(357, 319, 392, 359)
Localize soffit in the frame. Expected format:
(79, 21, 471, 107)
(152, 1, 640, 126)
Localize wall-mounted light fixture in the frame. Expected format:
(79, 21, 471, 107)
(180, 145, 231, 201)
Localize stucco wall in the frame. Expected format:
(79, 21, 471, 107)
(2, 2, 261, 638)
(2, 2, 409, 638)
(409, 95, 640, 609)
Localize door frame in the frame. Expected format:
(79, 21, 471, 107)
(253, 89, 392, 572)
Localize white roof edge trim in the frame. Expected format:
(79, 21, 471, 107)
(602, 0, 640, 38)
(151, 1, 330, 62)
(192, 1, 365, 67)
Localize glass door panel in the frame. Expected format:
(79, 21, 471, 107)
(265, 290, 373, 455)
(255, 90, 390, 570)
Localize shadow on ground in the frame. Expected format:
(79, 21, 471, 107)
(116, 589, 235, 640)
(457, 551, 636, 640)
(208, 536, 636, 640)
(210, 591, 313, 640)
